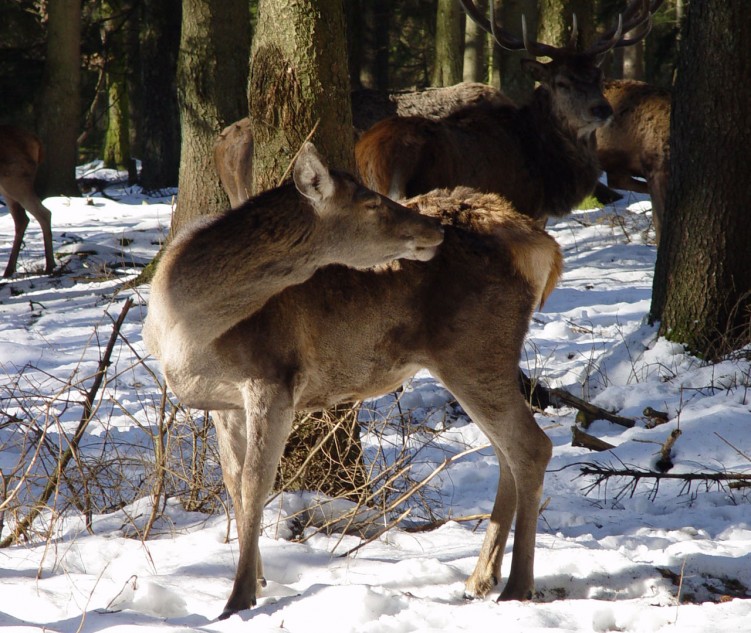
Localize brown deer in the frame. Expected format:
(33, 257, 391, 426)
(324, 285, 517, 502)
(213, 83, 510, 208)
(596, 78, 671, 241)
(0, 125, 55, 277)
(213, 117, 254, 208)
(144, 143, 562, 618)
(355, 0, 663, 224)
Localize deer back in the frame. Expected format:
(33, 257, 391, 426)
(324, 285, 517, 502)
(213, 188, 562, 411)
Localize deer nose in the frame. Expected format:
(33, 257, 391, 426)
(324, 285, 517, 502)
(591, 103, 613, 121)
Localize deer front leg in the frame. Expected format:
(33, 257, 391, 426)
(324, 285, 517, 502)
(218, 382, 295, 620)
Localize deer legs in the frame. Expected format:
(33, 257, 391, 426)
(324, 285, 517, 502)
(439, 371, 552, 602)
(2, 191, 54, 277)
(213, 382, 296, 619)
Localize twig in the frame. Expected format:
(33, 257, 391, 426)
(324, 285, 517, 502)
(580, 463, 750, 484)
(277, 120, 321, 186)
(0, 299, 133, 548)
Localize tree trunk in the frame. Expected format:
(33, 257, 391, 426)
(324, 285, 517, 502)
(493, 0, 538, 104)
(432, 0, 464, 87)
(171, 0, 249, 236)
(463, 0, 487, 82)
(250, 0, 354, 191)
(650, 1, 751, 360)
(102, 0, 131, 172)
(249, 0, 364, 499)
(139, 0, 181, 190)
(35, 0, 81, 198)
(537, 0, 595, 49)
(359, 0, 390, 90)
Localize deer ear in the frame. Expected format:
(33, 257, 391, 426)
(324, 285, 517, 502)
(293, 142, 336, 204)
(520, 58, 550, 84)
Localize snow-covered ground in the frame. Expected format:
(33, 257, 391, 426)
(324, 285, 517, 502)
(1, 168, 749, 632)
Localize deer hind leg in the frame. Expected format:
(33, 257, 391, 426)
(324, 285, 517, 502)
(438, 370, 552, 601)
(3, 199, 29, 277)
(217, 381, 296, 620)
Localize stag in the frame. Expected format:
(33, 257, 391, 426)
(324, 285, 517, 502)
(596, 78, 671, 241)
(144, 143, 563, 618)
(0, 125, 55, 277)
(356, 0, 663, 224)
(214, 83, 510, 208)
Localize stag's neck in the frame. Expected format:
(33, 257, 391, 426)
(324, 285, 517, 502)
(521, 89, 601, 217)
(153, 185, 326, 345)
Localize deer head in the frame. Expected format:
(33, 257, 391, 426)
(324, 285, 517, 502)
(459, 0, 663, 137)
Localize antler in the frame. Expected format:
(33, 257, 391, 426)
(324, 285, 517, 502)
(586, 0, 665, 56)
(458, 0, 525, 51)
(459, 0, 664, 60)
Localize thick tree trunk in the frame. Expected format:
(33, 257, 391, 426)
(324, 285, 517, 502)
(249, 0, 364, 499)
(171, 0, 249, 235)
(432, 0, 464, 87)
(537, 0, 595, 50)
(250, 0, 354, 191)
(35, 0, 81, 198)
(139, 0, 181, 190)
(650, 1, 751, 360)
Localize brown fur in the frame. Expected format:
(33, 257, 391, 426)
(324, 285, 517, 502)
(596, 79, 671, 240)
(212, 84, 511, 205)
(144, 145, 562, 618)
(214, 117, 254, 208)
(0, 125, 54, 277)
(355, 57, 612, 223)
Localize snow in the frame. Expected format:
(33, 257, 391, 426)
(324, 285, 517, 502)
(1, 171, 749, 632)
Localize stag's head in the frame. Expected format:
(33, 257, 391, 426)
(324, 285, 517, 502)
(293, 143, 444, 268)
(460, 0, 663, 138)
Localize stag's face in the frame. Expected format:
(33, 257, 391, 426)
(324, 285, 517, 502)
(524, 56, 613, 139)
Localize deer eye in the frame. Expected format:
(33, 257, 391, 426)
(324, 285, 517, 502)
(555, 80, 570, 91)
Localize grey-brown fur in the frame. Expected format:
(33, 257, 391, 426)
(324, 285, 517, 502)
(144, 145, 562, 618)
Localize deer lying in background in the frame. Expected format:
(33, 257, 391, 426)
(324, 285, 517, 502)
(356, 0, 663, 224)
(213, 83, 511, 207)
(144, 143, 562, 618)
(0, 125, 55, 277)
(596, 79, 671, 241)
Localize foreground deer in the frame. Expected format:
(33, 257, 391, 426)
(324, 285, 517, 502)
(596, 79, 671, 241)
(144, 143, 562, 618)
(356, 0, 662, 223)
(214, 83, 510, 208)
(0, 125, 55, 277)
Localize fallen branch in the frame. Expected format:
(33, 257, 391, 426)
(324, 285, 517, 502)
(0, 298, 133, 548)
(519, 370, 635, 428)
(571, 426, 616, 452)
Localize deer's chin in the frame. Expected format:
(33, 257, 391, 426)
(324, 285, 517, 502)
(406, 244, 440, 262)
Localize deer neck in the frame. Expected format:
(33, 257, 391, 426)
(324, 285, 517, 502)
(522, 89, 600, 217)
(155, 187, 328, 346)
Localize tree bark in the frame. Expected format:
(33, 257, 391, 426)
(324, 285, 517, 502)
(250, 0, 354, 192)
(536, 0, 595, 50)
(463, 0, 487, 82)
(650, 1, 751, 360)
(432, 0, 464, 87)
(101, 0, 132, 173)
(249, 0, 363, 499)
(493, 0, 538, 104)
(171, 0, 249, 236)
(138, 0, 181, 190)
(35, 0, 81, 197)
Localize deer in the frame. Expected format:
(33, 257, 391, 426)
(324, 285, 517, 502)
(355, 0, 664, 224)
(214, 83, 511, 208)
(0, 125, 55, 277)
(596, 78, 671, 241)
(143, 142, 563, 619)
